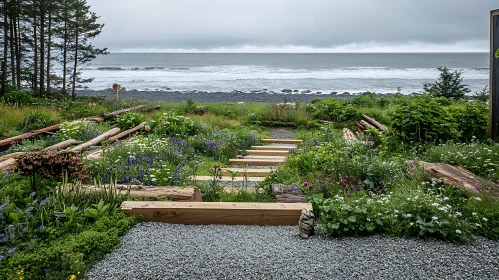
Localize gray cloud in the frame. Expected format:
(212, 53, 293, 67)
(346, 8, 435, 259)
(86, 0, 498, 52)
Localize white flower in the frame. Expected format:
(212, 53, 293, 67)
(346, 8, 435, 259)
(483, 217, 488, 222)
(409, 222, 414, 226)
(431, 203, 439, 207)
(394, 215, 398, 218)
(432, 216, 438, 220)
(394, 210, 399, 213)
(455, 212, 462, 217)
(475, 197, 482, 201)
(406, 214, 412, 218)
(443, 197, 449, 201)
(455, 229, 462, 234)
(472, 212, 477, 216)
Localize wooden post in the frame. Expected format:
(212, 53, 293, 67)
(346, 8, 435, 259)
(112, 83, 121, 101)
(490, 9, 499, 139)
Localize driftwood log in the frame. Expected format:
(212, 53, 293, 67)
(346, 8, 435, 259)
(72, 128, 121, 152)
(359, 120, 376, 130)
(0, 124, 62, 148)
(80, 184, 202, 201)
(0, 158, 16, 172)
(408, 161, 499, 197)
(108, 122, 147, 143)
(145, 105, 161, 112)
(271, 184, 306, 203)
(104, 105, 145, 118)
(343, 128, 357, 141)
(0, 152, 25, 162)
(362, 115, 388, 132)
(45, 139, 83, 151)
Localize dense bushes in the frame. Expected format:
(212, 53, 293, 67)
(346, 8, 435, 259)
(423, 67, 471, 99)
(152, 112, 195, 136)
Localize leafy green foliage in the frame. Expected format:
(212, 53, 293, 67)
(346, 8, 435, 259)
(115, 112, 145, 130)
(152, 112, 195, 136)
(495, 49, 499, 58)
(423, 67, 470, 99)
(449, 101, 488, 142)
(390, 96, 457, 144)
(19, 108, 61, 132)
(57, 120, 109, 142)
(1, 89, 34, 105)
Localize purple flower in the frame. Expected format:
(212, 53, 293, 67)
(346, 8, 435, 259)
(25, 207, 34, 213)
(217, 167, 222, 172)
(0, 255, 4, 261)
(7, 248, 15, 254)
(1, 172, 8, 180)
(347, 194, 352, 198)
(22, 227, 28, 232)
(9, 234, 15, 239)
(39, 225, 45, 230)
(40, 197, 50, 206)
(303, 181, 308, 187)
(30, 191, 36, 197)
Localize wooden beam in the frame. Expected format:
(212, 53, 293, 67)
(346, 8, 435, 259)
(81, 185, 202, 201)
(362, 115, 388, 132)
(145, 105, 161, 112)
(72, 128, 121, 152)
(189, 176, 266, 182)
(251, 146, 295, 151)
(229, 158, 285, 166)
(244, 155, 286, 160)
(490, 9, 499, 139)
(104, 105, 145, 118)
(44, 139, 83, 151)
(261, 139, 303, 144)
(343, 128, 357, 141)
(120, 201, 313, 225)
(108, 122, 147, 143)
(246, 150, 289, 156)
(221, 168, 274, 176)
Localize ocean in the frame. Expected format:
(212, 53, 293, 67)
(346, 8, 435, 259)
(81, 53, 489, 94)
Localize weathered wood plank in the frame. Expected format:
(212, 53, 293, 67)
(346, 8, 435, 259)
(221, 168, 274, 176)
(362, 115, 388, 132)
(104, 105, 145, 118)
(82, 185, 202, 201)
(145, 105, 161, 112)
(244, 155, 286, 160)
(490, 9, 499, 139)
(229, 158, 285, 166)
(108, 122, 147, 143)
(120, 201, 313, 225)
(261, 139, 303, 144)
(408, 161, 499, 197)
(189, 176, 266, 182)
(246, 150, 289, 156)
(72, 128, 121, 152)
(343, 128, 357, 141)
(251, 146, 295, 151)
(0, 158, 16, 172)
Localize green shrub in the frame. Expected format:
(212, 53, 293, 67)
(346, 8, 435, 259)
(115, 112, 145, 130)
(57, 120, 106, 142)
(390, 96, 457, 144)
(423, 67, 470, 99)
(2, 89, 34, 105)
(18, 108, 61, 132)
(152, 112, 195, 136)
(449, 101, 488, 142)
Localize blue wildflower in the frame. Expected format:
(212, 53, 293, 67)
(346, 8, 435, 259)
(30, 191, 36, 197)
(7, 248, 15, 254)
(25, 206, 34, 213)
(10, 234, 15, 239)
(39, 225, 45, 230)
(1, 172, 8, 180)
(0, 255, 3, 261)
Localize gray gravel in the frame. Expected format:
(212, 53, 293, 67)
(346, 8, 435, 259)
(87, 223, 499, 280)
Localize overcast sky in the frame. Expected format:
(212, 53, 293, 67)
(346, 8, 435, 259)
(86, 0, 498, 53)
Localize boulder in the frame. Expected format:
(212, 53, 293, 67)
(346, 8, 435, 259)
(282, 89, 293, 93)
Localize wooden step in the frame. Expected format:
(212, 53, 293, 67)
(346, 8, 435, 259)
(221, 168, 274, 176)
(80, 185, 202, 202)
(251, 146, 295, 151)
(246, 150, 289, 156)
(121, 201, 313, 225)
(229, 158, 285, 166)
(189, 176, 266, 182)
(244, 155, 286, 160)
(261, 139, 303, 144)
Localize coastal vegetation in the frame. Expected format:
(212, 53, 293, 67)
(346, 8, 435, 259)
(0, 67, 496, 278)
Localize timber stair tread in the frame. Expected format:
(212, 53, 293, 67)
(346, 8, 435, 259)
(221, 168, 274, 176)
(189, 176, 266, 182)
(246, 150, 290, 156)
(261, 139, 303, 144)
(229, 158, 285, 166)
(121, 201, 312, 225)
(251, 145, 296, 150)
(244, 155, 287, 159)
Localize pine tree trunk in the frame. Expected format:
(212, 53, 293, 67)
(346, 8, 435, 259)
(15, 12, 20, 87)
(39, 0, 45, 97)
(33, 8, 38, 93)
(62, 20, 67, 96)
(9, 16, 15, 86)
(71, 20, 78, 101)
(1, 0, 8, 95)
(46, 5, 51, 95)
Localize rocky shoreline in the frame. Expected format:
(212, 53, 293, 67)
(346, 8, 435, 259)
(76, 89, 394, 103)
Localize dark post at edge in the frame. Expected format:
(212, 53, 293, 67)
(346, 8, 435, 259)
(490, 9, 499, 139)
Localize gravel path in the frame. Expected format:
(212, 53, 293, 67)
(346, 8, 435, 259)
(87, 223, 499, 280)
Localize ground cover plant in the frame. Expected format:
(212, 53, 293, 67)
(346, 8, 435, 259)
(0, 78, 498, 278)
